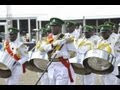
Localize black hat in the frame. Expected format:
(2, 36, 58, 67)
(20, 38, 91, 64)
(104, 21, 116, 29)
(99, 24, 112, 32)
(66, 21, 75, 27)
(49, 17, 64, 26)
(104, 21, 115, 26)
(8, 28, 19, 34)
(83, 25, 93, 32)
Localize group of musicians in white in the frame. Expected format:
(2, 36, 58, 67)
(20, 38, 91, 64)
(0, 17, 120, 85)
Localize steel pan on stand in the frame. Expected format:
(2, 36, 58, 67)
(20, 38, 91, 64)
(83, 49, 115, 75)
(25, 51, 49, 72)
(0, 51, 17, 78)
(69, 55, 91, 75)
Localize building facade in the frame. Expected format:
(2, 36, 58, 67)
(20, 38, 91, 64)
(0, 16, 120, 42)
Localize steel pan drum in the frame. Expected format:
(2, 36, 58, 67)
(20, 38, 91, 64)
(69, 56, 91, 75)
(0, 51, 17, 78)
(83, 49, 115, 75)
(25, 60, 43, 72)
(25, 51, 49, 72)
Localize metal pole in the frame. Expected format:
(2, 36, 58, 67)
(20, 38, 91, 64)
(36, 30, 39, 41)
(39, 21, 42, 40)
(6, 5, 12, 34)
(82, 16, 86, 84)
(118, 23, 120, 34)
(96, 19, 99, 34)
(28, 18, 31, 41)
(108, 18, 111, 22)
(17, 19, 20, 40)
(83, 16, 86, 33)
(62, 24, 66, 34)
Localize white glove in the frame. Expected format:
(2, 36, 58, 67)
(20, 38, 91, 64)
(52, 39, 66, 46)
(64, 36, 73, 43)
(51, 51, 62, 58)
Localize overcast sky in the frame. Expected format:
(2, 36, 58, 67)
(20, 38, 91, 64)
(0, 5, 120, 20)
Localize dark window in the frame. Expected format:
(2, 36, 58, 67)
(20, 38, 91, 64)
(41, 21, 49, 28)
(0, 25, 5, 41)
(0, 20, 6, 22)
(12, 20, 17, 28)
(0, 26, 4, 32)
(98, 19, 109, 25)
(110, 18, 120, 25)
(86, 19, 96, 26)
(30, 19, 36, 31)
(30, 19, 36, 38)
(19, 19, 28, 34)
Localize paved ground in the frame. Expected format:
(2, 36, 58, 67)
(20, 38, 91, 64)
(0, 68, 105, 85)
(0, 69, 39, 85)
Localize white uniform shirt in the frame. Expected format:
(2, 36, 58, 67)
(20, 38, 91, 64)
(4, 39, 28, 65)
(72, 28, 82, 40)
(90, 34, 101, 47)
(97, 33, 120, 75)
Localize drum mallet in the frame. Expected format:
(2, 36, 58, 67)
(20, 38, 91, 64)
(35, 44, 64, 85)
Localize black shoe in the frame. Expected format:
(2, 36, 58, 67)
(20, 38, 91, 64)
(116, 75, 120, 79)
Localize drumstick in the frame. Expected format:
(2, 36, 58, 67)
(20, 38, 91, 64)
(35, 44, 64, 85)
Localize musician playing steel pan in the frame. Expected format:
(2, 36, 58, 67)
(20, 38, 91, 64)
(36, 17, 76, 85)
(3, 28, 28, 85)
(76, 25, 97, 85)
(64, 21, 78, 85)
(115, 37, 120, 84)
(35, 25, 51, 85)
(96, 23, 119, 85)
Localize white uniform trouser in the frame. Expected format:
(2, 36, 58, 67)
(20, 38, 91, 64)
(103, 74, 118, 85)
(117, 56, 120, 85)
(73, 74, 84, 85)
(48, 62, 75, 85)
(37, 72, 49, 85)
(101, 56, 120, 85)
(5, 64, 23, 85)
(76, 50, 96, 85)
(83, 73, 96, 85)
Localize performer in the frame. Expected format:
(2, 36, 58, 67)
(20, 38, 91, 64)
(36, 17, 76, 85)
(74, 23, 82, 39)
(35, 27, 50, 85)
(96, 23, 119, 85)
(3, 28, 28, 85)
(65, 21, 81, 85)
(76, 25, 96, 85)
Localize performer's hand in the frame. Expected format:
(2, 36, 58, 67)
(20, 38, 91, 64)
(64, 36, 74, 43)
(35, 41, 41, 49)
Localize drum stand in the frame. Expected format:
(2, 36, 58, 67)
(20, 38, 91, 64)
(35, 54, 57, 85)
